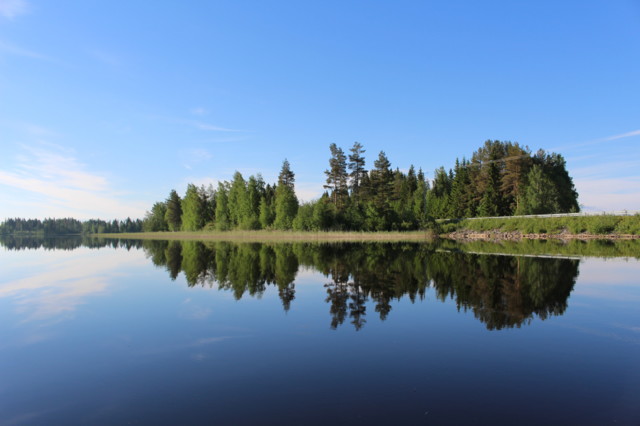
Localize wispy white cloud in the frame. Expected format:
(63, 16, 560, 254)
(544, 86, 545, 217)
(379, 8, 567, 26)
(148, 115, 244, 133)
(183, 119, 240, 132)
(548, 128, 640, 153)
(602, 129, 640, 141)
(201, 136, 249, 143)
(0, 0, 29, 19)
(0, 144, 147, 219)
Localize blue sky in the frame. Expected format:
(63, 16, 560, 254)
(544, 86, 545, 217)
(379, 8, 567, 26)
(1, 0, 639, 220)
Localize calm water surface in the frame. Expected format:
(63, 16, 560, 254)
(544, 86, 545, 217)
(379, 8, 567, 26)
(0, 238, 639, 425)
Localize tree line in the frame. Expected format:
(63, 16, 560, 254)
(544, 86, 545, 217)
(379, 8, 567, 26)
(144, 140, 579, 232)
(0, 217, 143, 236)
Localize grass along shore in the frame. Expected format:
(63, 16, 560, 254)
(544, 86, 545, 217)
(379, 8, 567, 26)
(440, 214, 640, 239)
(99, 230, 438, 242)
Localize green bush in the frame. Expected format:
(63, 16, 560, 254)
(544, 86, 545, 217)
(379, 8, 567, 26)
(587, 216, 619, 234)
(614, 215, 640, 235)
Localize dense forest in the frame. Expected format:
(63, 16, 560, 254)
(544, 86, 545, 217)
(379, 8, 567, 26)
(143, 140, 579, 233)
(0, 217, 143, 236)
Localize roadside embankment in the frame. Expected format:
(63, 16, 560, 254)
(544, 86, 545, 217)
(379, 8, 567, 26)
(446, 230, 640, 241)
(441, 214, 640, 241)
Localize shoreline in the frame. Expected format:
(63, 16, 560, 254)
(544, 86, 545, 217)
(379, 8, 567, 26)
(92, 229, 640, 242)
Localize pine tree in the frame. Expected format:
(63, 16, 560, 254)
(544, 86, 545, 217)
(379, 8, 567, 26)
(278, 159, 295, 188)
(348, 142, 367, 202)
(324, 143, 349, 210)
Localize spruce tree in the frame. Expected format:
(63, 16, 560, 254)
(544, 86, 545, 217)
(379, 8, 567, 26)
(165, 189, 183, 231)
(324, 143, 349, 210)
(274, 159, 299, 229)
(181, 184, 206, 231)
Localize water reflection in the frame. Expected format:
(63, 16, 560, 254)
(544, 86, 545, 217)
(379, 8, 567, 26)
(0, 243, 147, 326)
(0, 236, 143, 251)
(0, 237, 586, 330)
(140, 240, 579, 331)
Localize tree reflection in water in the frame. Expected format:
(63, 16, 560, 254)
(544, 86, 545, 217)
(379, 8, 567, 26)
(140, 240, 579, 331)
(0, 236, 581, 330)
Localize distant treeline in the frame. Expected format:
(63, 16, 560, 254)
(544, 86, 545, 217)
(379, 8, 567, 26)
(0, 217, 143, 236)
(144, 140, 579, 232)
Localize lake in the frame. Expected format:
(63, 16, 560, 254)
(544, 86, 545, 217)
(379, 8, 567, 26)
(1, 237, 639, 425)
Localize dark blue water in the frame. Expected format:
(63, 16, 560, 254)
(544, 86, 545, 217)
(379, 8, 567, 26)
(0, 239, 638, 425)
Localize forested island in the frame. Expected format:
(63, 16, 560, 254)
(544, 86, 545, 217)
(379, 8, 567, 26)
(142, 140, 580, 233)
(4, 140, 638, 238)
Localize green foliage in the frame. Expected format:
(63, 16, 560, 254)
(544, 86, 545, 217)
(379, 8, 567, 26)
(274, 185, 298, 230)
(324, 143, 349, 210)
(259, 197, 275, 229)
(0, 217, 83, 235)
(517, 164, 560, 215)
(274, 160, 299, 230)
(165, 189, 183, 231)
(181, 184, 207, 231)
(140, 140, 583, 234)
(215, 182, 231, 231)
(348, 141, 367, 202)
(292, 202, 315, 231)
(143, 202, 168, 232)
(428, 140, 579, 219)
(446, 214, 640, 236)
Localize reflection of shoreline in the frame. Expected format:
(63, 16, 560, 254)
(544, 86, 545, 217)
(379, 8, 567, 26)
(2, 236, 638, 259)
(142, 240, 579, 331)
(0, 237, 586, 331)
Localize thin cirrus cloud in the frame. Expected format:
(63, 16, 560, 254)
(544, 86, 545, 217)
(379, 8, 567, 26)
(602, 129, 640, 141)
(549, 128, 640, 153)
(0, 145, 147, 219)
(182, 119, 241, 132)
(0, 0, 29, 19)
(0, 40, 51, 61)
